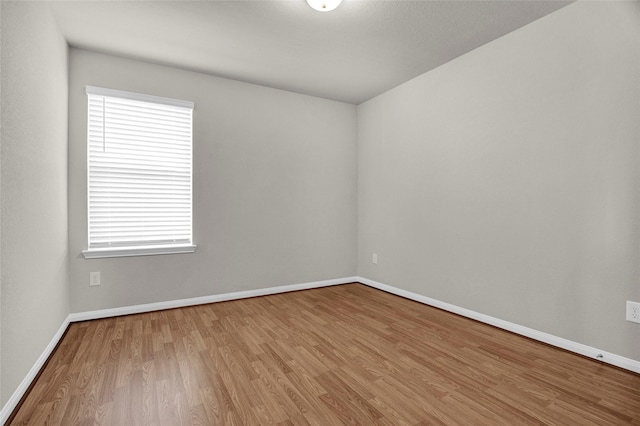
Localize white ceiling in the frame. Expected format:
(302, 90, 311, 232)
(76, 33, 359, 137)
(49, 0, 572, 104)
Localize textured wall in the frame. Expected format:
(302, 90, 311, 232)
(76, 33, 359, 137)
(0, 2, 69, 405)
(68, 49, 357, 313)
(358, 1, 640, 360)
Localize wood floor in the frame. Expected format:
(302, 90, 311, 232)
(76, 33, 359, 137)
(8, 284, 640, 425)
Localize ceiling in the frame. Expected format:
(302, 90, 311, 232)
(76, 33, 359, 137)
(49, 0, 572, 105)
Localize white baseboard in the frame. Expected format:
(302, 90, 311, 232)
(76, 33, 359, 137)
(0, 316, 71, 425)
(357, 276, 640, 375)
(68, 276, 358, 322)
(0, 276, 358, 423)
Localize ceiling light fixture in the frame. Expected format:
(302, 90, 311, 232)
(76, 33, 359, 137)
(306, 0, 342, 12)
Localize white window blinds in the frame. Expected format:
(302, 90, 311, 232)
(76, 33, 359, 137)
(85, 86, 194, 254)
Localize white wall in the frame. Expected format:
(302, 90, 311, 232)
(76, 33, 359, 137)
(358, 1, 640, 361)
(68, 49, 357, 313)
(0, 2, 70, 406)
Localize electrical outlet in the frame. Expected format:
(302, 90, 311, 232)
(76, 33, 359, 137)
(626, 301, 640, 323)
(90, 271, 101, 287)
(372, 253, 378, 264)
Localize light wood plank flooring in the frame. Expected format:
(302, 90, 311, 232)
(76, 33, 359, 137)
(8, 283, 640, 425)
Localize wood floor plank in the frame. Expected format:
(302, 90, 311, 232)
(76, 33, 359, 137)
(8, 283, 640, 425)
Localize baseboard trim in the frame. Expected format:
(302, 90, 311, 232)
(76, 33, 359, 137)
(69, 276, 359, 322)
(0, 316, 71, 425)
(357, 276, 640, 375)
(0, 276, 357, 423)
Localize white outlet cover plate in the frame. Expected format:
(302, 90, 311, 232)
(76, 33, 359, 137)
(90, 272, 101, 286)
(626, 301, 640, 323)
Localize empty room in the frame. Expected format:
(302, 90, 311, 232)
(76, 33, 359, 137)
(1, 0, 640, 424)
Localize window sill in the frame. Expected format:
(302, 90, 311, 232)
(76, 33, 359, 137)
(82, 244, 197, 259)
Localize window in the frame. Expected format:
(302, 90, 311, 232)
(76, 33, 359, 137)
(82, 86, 196, 258)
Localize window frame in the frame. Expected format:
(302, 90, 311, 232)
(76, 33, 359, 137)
(81, 86, 196, 259)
